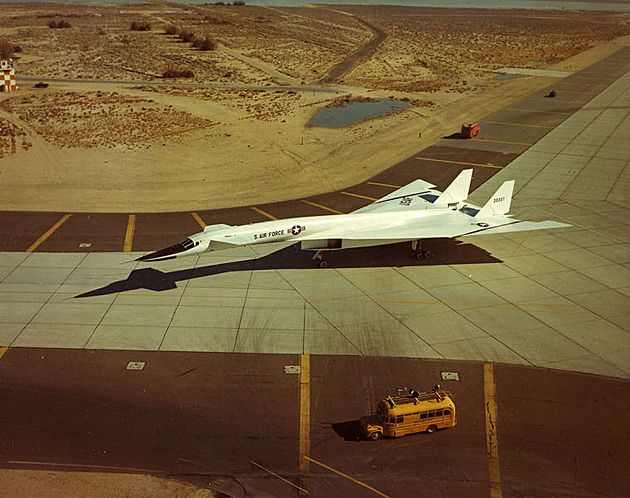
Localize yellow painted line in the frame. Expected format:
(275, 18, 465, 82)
(305, 456, 390, 498)
(484, 363, 503, 498)
(301, 200, 344, 215)
(251, 206, 278, 221)
(415, 157, 503, 170)
(473, 138, 533, 147)
(0, 347, 8, 361)
(251, 461, 309, 494)
(123, 214, 136, 252)
(485, 121, 554, 129)
(299, 353, 310, 474)
(191, 212, 206, 229)
(367, 181, 401, 189)
(506, 108, 570, 115)
(26, 214, 72, 252)
(340, 191, 378, 201)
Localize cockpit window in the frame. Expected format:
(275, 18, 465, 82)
(181, 238, 195, 250)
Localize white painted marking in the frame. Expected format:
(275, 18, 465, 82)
(284, 365, 301, 374)
(441, 371, 460, 382)
(126, 361, 146, 371)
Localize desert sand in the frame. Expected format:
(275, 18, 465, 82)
(0, 3, 628, 212)
(0, 469, 216, 498)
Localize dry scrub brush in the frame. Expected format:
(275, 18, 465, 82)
(164, 26, 217, 51)
(0, 39, 22, 59)
(162, 67, 194, 78)
(131, 21, 151, 31)
(192, 36, 217, 51)
(178, 30, 195, 43)
(164, 25, 179, 35)
(48, 20, 71, 29)
(0, 91, 216, 149)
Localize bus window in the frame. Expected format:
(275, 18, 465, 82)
(436, 409, 443, 417)
(444, 409, 451, 415)
(420, 412, 427, 419)
(427, 410, 435, 418)
(396, 416, 403, 423)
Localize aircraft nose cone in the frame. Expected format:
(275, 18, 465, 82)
(136, 242, 187, 262)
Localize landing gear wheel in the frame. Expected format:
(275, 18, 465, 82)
(426, 425, 438, 434)
(411, 240, 430, 261)
(319, 260, 328, 268)
(369, 431, 382, 441)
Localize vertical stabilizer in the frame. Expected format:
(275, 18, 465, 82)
(476, 180, 515, 218)
(434, 169, 473, 208)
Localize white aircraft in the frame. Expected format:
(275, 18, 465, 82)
(137, 169, 569, 266)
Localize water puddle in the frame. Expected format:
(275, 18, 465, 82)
(307, 98, 412, 128)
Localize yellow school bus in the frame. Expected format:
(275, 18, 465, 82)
(361, 385, 456, 440)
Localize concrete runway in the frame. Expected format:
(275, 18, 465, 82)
(0, 47, 628, 497)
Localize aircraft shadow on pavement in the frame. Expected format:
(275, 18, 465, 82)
(76, 239, 501, 298)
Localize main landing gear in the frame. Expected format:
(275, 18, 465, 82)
(411, 240, 432, 260)
(312, 250, 328, 268)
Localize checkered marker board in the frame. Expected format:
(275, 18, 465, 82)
(1, 72, 18, 92)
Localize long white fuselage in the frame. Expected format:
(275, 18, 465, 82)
(179, 208, 447, 259)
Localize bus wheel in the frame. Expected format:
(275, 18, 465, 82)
(427, 425, 438, 434)
(370, 431, 382, 441)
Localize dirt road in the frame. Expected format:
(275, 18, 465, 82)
(15, 76, 337, 94)
(319, 15, 388, 84)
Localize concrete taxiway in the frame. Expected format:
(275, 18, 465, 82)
(1, 48, 629, 378)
